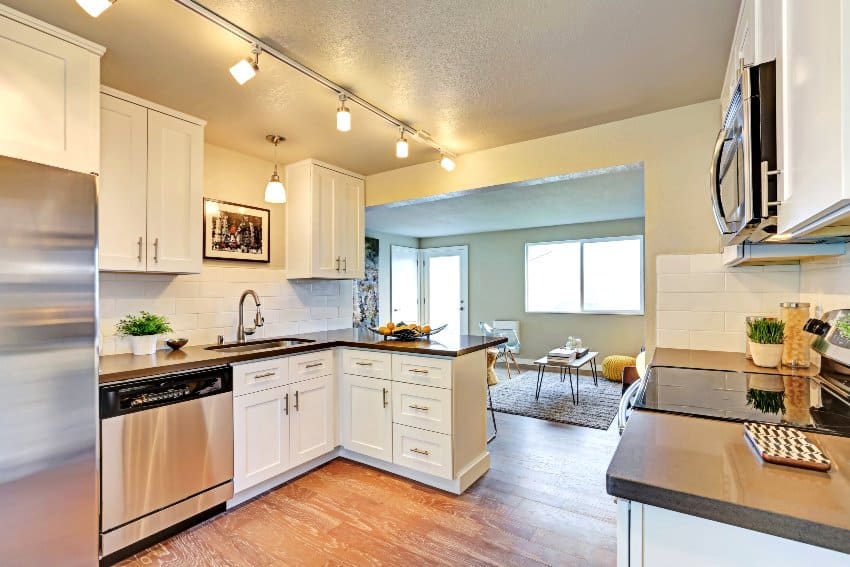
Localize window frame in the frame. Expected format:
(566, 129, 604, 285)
(524, 234, 644, 316)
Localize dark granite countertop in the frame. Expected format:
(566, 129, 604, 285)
(99, 328, 506, 384)
(606, 410, 850, 554)
(653, 347, 820, 377)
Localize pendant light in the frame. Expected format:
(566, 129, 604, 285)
(396, 127, 409, 158)
(75, 0, 116, 17)
(264, 135, 286, 204)
(336, 93, 351, 132)
(230, 45, 261, 85)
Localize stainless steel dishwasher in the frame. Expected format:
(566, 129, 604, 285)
(99, 366, 233, 562)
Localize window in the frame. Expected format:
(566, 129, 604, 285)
(525, 235, 644, 314)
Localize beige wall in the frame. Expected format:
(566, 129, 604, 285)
(367, 100, 721, 353)
(420, 218, 645, 361)
(203, 143, 286, 269)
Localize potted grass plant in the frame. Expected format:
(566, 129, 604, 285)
(116, 311, 173, 355)
(747, 318, 786, 368)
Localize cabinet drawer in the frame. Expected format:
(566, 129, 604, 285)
(289, 350, 334, 380)
(232, 357, 289, 396)
(342, 349, 392, 379)
(392, 382, 452, 435)
(392, 354, 452, 389)
(393, 424, 452, 480)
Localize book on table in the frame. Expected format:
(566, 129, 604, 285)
(548, 348, 576, 361)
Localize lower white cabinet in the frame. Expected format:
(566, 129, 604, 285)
(392, 423, 452, 480)
(340, 374, 393, 462)
(289, 375, 335, 467)
(233, 386, 290, 493)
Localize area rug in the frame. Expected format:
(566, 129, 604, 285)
(488, 369, 621, 430)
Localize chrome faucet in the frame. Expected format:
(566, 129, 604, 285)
(237, 289, 264, 343)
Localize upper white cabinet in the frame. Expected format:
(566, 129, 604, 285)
(0, 5, 103, 173)
(285, 159, 365, 279)
(720, 0, 779, 112)
(99, 88, 204, 273)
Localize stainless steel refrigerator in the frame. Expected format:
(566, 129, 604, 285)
(0, 156, 98, 566)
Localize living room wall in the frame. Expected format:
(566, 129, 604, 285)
(419, 217, 645, 362)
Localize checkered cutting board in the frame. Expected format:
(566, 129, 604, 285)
(744, 422, 832, 472)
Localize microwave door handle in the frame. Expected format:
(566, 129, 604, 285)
(709, 127, 734, 234)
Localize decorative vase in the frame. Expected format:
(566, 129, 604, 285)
(130, 334, 158, 356)
(749, 341, 783, 368)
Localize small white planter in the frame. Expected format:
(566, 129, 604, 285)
(130, 334, 158, 356)
(749, 341, 783, 368)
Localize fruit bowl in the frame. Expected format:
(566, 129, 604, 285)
(369, 322, 447, 341)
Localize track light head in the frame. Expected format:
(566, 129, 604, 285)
(440, 153, 456, 172)
(230, 44, 261, 85)
(75, 0, 116, 17)
(396, 127, 409, 158)
(336, 93, 351, 132)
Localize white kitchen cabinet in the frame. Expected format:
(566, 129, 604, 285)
(285, 159, 365, 279)
(0, 5, 103, 173)
(289, 375, 335, 467)
(233, 386, 291, 493)
(340, 374, 393, 462)
(99, 88, 204, 273)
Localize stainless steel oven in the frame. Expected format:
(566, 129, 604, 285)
(99, 366, 233, 561)
(710, 60, 779, 245)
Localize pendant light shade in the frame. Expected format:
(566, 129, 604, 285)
(336, 93, 351, 132)
(264, 135, 286, 204)
(396, 128, 409, 158)
(75, 0, 116, 17)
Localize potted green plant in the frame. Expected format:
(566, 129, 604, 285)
(747, 318, 786, 368)
(116, 311, 173, 356)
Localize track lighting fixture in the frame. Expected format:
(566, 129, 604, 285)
(396, 128, 409, 159)
(75, 0, 116, 17)
(230, 44, 261, 85)
(264, 135, 286, 204)
(440, 153, 456, 172)
(336, 94, 351, 132)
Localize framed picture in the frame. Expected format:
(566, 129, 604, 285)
(203, 198, 271, 263)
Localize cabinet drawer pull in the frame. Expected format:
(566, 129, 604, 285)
(305, 362, 323, 369)
(284, 392, 289, 415)
(409, 368, 429, 374)
(408, 404, 430, 411)
(342, 257, 347, 272)
(253, 371, 276, 380)
(153, 237, 159, 263)
(294, 390, 299, 411)
(382, 387, 388, 408)
(335, 256, 341, 272)
(137, 236, 143, 262)
(410, 447, 430, 456)
(355, 361, 373, 366)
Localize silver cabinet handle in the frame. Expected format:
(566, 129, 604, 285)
(760, 160, 783, 211)
(342, 257, 347, 272)
(335, 256, 341, 271)
(137, 236, 143, 262)
(153, 237, 159, 263)
(410, 448, 430, 456)
(254, 371, 276, 380)
(294, 390, 299, 411)
(382, 387, 388, 408)
(409, 368, 429, 374)
(305, 362, 323, 369)
(355, 361, 373, 366)
(284, 392, 289, 416)
(408, 404, 430, 411)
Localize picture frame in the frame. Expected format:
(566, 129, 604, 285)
(203, 198, 271, 263)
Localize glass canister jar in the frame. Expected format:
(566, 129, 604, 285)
(780, 302, 812, 367)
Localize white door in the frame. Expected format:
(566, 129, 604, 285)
(289, 376, 335, 467)
(421, 246, 469, 335)
(99, 95, 148, 271)
(146, 109, 203, 273)
(233, 387, 290, 493)
(340, 374, 393, 462)
(0, 14, 100, 173)
(390, 245, 421, 324)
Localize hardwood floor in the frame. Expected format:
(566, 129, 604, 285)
(117, 412, 619, 567)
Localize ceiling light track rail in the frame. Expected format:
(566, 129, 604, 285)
(171, 0, 451, 155)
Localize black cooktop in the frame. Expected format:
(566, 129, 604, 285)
(635, 365, 850, 437)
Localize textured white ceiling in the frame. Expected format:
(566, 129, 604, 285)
(7, 0, 738, 174)
(366, 166, 645, 238)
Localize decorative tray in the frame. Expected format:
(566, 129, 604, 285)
(369, 323, 447, 341)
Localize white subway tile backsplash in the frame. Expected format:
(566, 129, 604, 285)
(725, 271, 799, 293)
(100, 267, 354, 355)
(689, 253, 724, 274)
(690, 331, 745, 353)
(657, 329, 691, 349)
(657, 310, 724, 331)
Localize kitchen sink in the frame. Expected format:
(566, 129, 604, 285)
(205, 337, 315, 353)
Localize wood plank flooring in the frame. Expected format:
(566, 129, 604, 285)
(117, 411, 619, 566)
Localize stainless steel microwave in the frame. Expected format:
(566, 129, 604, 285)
(710, 61, 779, 245)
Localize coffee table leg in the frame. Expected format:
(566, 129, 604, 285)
(567, 367, 575, 404)
(535, 365, 544, 400)
(591, 358, 599, 386)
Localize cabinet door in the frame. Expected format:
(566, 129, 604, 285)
(335, 173, 365, 279)
(0, 13, 100, 173)
(340, 374, 393, 462)
(233, 387, 290, 493)
(777, 0, 850, 235)
(146, 110, 203, 273)
(312, 166, 344, 278)
(99, 95, 148, 271)
(289, 376, 335, 467)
